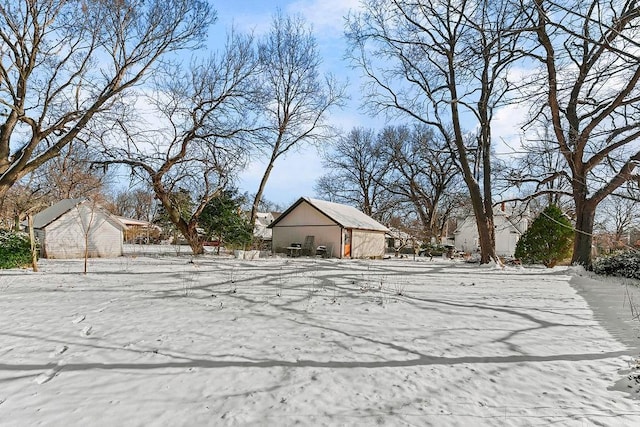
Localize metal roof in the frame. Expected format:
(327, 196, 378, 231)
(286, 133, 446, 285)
(32, 198, 126, 230)
(32, 198, 86, 229)
(269, 197, 389, 232)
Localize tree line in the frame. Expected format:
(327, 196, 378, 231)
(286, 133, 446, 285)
(1, 0, 639, 268)
(343, 0, 640, 267)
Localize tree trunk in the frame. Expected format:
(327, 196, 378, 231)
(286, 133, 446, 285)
(463, 175, 497, 264)
(177, 221, 204, 256)
(0, 180, 14, 203)
(475, 209, 496, 264)
(572, 201, 596, 269)
(185, 231, 204, 255)
(251, 159, 276, 226)
(28, 214, 38, 272)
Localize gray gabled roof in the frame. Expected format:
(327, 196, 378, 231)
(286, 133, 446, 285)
(32, 198, 126, 230)
(269, 197, 389, 232)
(32, 198, 86, 229)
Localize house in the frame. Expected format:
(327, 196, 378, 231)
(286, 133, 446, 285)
(453, 204, 529, 257)
(116, 216, 161, 244)
(254, 212, 275, 241)
(31, 198, 127, 259)
(386, 227, 420, 255)
(268, 197, 389, 259)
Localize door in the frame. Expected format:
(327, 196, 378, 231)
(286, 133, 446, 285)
(343, 229, 352, 258)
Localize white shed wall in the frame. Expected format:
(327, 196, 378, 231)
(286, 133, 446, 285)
(271, 200, 391, 258)
(41, 205, 123, 259)
(272, 225, 342, 256)
(351, 229, 386, 259)
(271, 201, 342, 256)
(276, 203, 335, 227)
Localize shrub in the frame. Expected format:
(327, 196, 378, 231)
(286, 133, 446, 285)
(0, 229, 34, 269)
(515, 205, 574, 268)
(593, 251, 640, 280)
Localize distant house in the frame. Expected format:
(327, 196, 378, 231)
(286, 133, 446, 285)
(116, 216, 161, 244)
(253, 212, 275, 241)
(32, 198, 127, 259)
(268, 197, 389, 259)
(386, 227, 419, 255)
(454, 204, 529, 257)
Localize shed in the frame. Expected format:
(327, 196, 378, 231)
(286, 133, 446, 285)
(32, 198, 127, 259)
(268, 197, 389, 259)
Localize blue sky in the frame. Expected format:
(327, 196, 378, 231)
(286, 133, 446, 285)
(208, 0, 373, 208)
(203, 1, 526, 208)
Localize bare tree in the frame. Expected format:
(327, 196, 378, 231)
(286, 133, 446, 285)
(77, 199, 99, 275)
(99, 32, 259, 255)
(595, 182, 640, 245)
(501, 123, 574, 210)
(39, 142, 110, 200)
(111, 187, 157, 222)
(0, 0, 214, 200)
(0, 178, 48, 230)
(347, 0, 526, 263)
(521, 0, 640, 268)
(314, 127, 394, 221)
(0, 141, 110, 230)
(379, 125, 460, 242)
(250, 11, 346, 225)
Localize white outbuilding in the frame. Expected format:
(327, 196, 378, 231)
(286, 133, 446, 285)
(453, 204, 529, 257)
(269, 197, 389, 259)
(32, 198, 127, 259)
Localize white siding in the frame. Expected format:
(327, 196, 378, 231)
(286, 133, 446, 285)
(271, 199, 390, 258)
(41, 204, 123, 259)
(494, 216, 520, 257)
(454, 218, 479, 253)
(351, 229, 386, 259)
(454, 214, 522, 257)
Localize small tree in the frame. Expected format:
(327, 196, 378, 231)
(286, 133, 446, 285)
(515, 205, 574, 268)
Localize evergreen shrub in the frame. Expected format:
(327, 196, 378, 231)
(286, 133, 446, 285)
(593, 251, 640, 280)
(514, 205, 574, 268)
(0, 229, 34, 269)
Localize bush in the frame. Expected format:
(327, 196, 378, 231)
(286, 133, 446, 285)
(515, 205, 574, 268)
(0, 229, 34, 269)
(593, 251, 640, 280)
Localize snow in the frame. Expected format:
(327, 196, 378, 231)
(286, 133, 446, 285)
(1, 250, 640, 426)
(301, 197, 389, 232)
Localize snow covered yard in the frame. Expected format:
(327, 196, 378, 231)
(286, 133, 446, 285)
(1, 255, 640, 426)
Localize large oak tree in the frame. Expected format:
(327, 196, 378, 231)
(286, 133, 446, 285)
(99, 32, 260, 255)
(522, 0, 640, 267)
